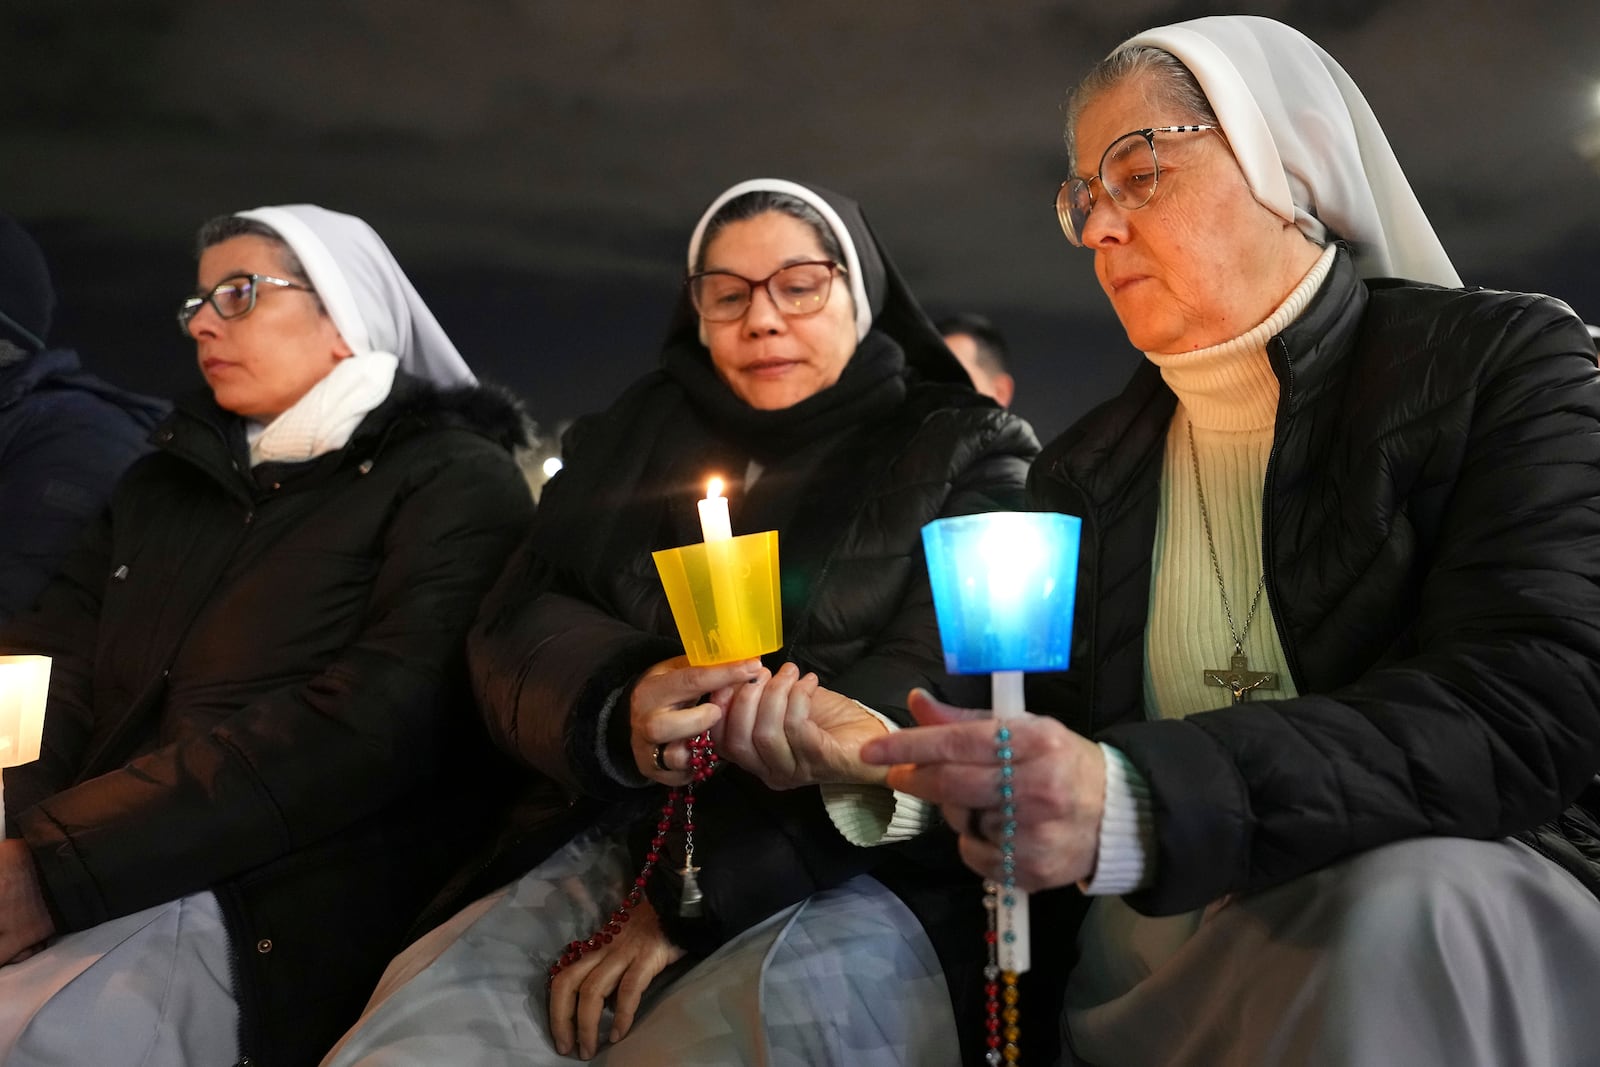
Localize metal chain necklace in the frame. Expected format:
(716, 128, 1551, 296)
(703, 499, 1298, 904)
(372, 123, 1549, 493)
(1187, 419, 1279, 704)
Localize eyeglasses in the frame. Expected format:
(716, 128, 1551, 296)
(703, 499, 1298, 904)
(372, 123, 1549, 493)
(177, 273, 317, 335)
(686, 260, 842, 322)
(1055, 125, 1217, 246)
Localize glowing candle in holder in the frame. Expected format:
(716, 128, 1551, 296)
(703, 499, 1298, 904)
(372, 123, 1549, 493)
(697, 477, 733, 542)
(653, 478, 783, 665)
(0, 655, 50, 837)
(921, 511, 1082, 974)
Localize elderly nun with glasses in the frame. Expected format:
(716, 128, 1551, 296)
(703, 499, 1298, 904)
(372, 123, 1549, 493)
(322, 178, 1039, 1066)
(865, 15, 1600, 1067)
(0, 204, 534, 1066)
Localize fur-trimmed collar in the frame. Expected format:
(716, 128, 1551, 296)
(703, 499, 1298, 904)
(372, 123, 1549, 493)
(370, 373, 536, 454)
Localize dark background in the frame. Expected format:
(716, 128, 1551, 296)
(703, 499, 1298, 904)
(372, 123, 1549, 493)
(6, 0, 1599, 448)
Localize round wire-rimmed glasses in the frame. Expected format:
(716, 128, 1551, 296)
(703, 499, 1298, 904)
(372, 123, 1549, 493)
(1055, 124, 1217, 246)
(177, 273, 317, 335)
(686, 260, 843, 322)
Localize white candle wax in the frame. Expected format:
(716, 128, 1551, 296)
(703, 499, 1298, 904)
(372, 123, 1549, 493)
(698, 477, 732, 542)
(0, 655, 49, 770)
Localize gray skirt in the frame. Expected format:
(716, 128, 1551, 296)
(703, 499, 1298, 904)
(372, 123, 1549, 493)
(0, 890, 237, 1065)
(1065, 837, 1600, 1067)
(323, 828, 960, 1067)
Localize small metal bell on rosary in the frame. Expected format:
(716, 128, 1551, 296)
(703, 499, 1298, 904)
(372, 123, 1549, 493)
(678, 864, 704, 917)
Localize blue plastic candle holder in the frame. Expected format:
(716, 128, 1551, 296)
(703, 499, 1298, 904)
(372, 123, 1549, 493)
(920, 511, 1081, 675)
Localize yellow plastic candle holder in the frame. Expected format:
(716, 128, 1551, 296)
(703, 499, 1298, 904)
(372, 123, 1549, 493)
(652, 530, 782, 665)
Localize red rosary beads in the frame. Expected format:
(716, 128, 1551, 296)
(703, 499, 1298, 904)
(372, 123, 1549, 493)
(547, 732, 719, 987)
(983, 885, 1022, 1064)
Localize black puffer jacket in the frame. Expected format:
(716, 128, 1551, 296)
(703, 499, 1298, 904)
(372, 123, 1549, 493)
(464, 367, 1038, 1059)
(0, 373, 535, 1066)
(1028, 246, 1600, 922)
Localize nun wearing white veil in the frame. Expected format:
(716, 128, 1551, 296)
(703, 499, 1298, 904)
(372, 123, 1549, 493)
(0, 204, 534, 1065)
(863, 15, 1600, 1067)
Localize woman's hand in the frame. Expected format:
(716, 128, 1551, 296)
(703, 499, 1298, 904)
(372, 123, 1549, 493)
(546, 895, 685, 1060)
(0, 840, 54, 966)
(859, 688, 1106, 891)
(712, 662, 891, 790)
(630, 656, 761, 785)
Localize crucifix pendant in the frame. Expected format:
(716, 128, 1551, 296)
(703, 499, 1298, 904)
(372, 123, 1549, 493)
(678, 864, 704, 918)
(1203, 651, 1278, 704)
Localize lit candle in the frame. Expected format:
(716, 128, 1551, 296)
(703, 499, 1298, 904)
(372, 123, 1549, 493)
(698, 477, 732, 542)
(0, 655, 50, 839)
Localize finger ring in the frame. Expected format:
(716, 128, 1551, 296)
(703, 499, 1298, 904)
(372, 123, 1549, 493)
(652, 744, 669, 772)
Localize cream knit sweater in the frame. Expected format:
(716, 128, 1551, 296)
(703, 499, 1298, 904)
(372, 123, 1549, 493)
(1087, 243, 1336, 894)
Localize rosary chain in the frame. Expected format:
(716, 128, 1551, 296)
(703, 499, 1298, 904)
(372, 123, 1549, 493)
(1187, 418, 1267, 655)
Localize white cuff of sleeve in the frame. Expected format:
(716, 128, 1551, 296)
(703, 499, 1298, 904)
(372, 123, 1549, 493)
(1080, 743, 1156, 895)
(820, 702, 936, 846)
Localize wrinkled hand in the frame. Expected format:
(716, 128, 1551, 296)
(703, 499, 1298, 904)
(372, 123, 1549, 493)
(712, 663, 890, 790)
(547, 895, 684, 1060)
(859, 688, 1106, 891)
(630, 656, 761, 785)
(0, 840, 54, 966)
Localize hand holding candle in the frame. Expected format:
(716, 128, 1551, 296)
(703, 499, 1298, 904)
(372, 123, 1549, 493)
(900, 511, 1082, 975)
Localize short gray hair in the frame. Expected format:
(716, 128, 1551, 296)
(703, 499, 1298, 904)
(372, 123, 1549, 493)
(193, 214, 312, 284)
(1064, 45, 1217, 173)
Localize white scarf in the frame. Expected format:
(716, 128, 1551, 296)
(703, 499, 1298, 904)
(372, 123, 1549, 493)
(1124, 16, 1461, 287)
(247, 353, 398, 466)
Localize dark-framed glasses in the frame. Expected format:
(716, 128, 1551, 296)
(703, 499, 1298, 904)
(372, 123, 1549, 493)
(1055, 124, 1217, 246)
(687, 260, 842, 322)
(177, 273, 316, 334)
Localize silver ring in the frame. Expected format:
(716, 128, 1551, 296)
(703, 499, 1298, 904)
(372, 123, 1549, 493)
(652, 744, 669, 772)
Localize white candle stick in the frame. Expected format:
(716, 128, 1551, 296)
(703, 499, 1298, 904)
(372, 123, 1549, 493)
(0, 656, 49, 770)
(992, 668, 1031, 974)
(698, 477, 732, 542)
(696, 477, 740, 661)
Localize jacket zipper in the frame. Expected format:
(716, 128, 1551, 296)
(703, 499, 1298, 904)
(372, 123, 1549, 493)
(1262, 335, 1304, 691)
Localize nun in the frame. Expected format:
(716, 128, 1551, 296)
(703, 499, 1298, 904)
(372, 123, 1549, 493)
(323, 178, 1039, 1066)
(863, 15, 1600, 1067)
(0, 204, 536, 1066)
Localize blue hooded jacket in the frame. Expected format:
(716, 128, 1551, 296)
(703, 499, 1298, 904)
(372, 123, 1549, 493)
(0, 348, 168, 622)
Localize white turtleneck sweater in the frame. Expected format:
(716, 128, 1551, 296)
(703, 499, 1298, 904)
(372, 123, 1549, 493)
(1085, 243, 1336, 895)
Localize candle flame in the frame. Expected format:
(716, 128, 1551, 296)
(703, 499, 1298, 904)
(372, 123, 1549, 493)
(706, 477, 724, 500)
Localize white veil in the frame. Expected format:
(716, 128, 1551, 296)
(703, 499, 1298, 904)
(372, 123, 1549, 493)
(1124, 16, 1461, 286)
